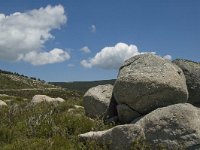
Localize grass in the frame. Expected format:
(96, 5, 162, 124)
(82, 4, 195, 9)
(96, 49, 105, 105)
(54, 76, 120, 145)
(0, 89, 82, 100)
(0, 93, 113, 150)
(0, 96, 154, 150)
(0, 73, 54, 90)
(0, 70, 151, 149)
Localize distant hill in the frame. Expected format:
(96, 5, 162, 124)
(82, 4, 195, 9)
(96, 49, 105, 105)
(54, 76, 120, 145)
(0, 69, 55, 89)
(50, 79, 116, 94)
(0, 69, 115, 97)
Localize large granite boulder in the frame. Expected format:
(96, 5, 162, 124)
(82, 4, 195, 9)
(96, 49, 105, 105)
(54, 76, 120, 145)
(79, 103, 200, 149)
(83, 84, 116, 119)
(137, 103, 200, 149)
(31, 95, 65, 104)
(173, 59, 200, 105)
(113, 54, 188, 114)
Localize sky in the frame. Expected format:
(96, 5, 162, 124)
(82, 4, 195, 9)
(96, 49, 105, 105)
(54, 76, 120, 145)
(0, 0, 199, 82)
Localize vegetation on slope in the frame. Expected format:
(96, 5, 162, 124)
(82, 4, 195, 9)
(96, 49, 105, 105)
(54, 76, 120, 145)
(0, 69, 55, 89)
(50, 79, 116, 94)
(0, 88, 81, 100)
(0, 69, 113, 149)
(0, 94, 114, 150)
(0, 70, 151, 149)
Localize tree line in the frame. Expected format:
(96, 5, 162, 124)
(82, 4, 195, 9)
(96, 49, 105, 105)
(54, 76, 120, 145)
(0, 69, 46, 83)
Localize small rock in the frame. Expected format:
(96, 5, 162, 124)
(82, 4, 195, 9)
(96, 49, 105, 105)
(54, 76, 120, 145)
(67, 108, 75, 113)
(74, 105, 84, 109)
(0, 100, 7, 107)
(31, 95, 65, 104)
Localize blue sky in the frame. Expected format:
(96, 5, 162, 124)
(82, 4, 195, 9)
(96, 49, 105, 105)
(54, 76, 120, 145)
(0, 0, 199, 82)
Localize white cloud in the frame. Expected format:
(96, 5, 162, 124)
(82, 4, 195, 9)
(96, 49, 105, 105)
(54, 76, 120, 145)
(163, 55, 172, 60)
(80, 46, 91, 53)
(80, 60, 92, 68)
(80, 42, 153, 69)
(0, 5, 68, 65)
(20, 48, 70, 65)
(90, 25, 96, 32)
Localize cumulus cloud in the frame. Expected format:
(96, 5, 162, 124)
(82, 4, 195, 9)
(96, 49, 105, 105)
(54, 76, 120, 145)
(80, 42, 152, 69)
(19, 48, 70, 65)
(80, 46, 91, 53)
(163, 55, 172, 60)
(0, 5, 68, 65)
(90, 25, 96, 32)
(80, 60, 92, 68)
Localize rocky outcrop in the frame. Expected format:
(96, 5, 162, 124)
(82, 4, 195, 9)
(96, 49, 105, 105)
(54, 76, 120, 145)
(83, 84, 115, 119)
(79, 124, 144, 150)
(80, 54, 200, 149)
(31, 95, 65, 104)
(79, 103, 200, 149)
(113, 54, 188, 114)
(0, 100, 7, 107)
(173, 59, 200, 105)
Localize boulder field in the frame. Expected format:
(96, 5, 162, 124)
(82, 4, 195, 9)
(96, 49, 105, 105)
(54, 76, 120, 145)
(81, 54, 200, 149)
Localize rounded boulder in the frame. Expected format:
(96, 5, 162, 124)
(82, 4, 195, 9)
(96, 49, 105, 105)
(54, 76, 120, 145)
(83, 84, 113, 119)
(173, 59, 200, 105)
(31, 95, 65, 104)
(113, 54, 188, 114)
(0, 100, 7, 107)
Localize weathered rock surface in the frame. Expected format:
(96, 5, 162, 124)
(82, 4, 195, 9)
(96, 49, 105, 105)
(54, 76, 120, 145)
(173, 59, 200, 105)
(0, 100, 7, 107)
(31, 95, 65, 104)
(79, 103, 200, 149)
(136, 103, 200, 149)
(117, 104, 141, 123)
(83, 84, 114, 119)
(113, 54, 188, 114)
(79, 124, 144, 150)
